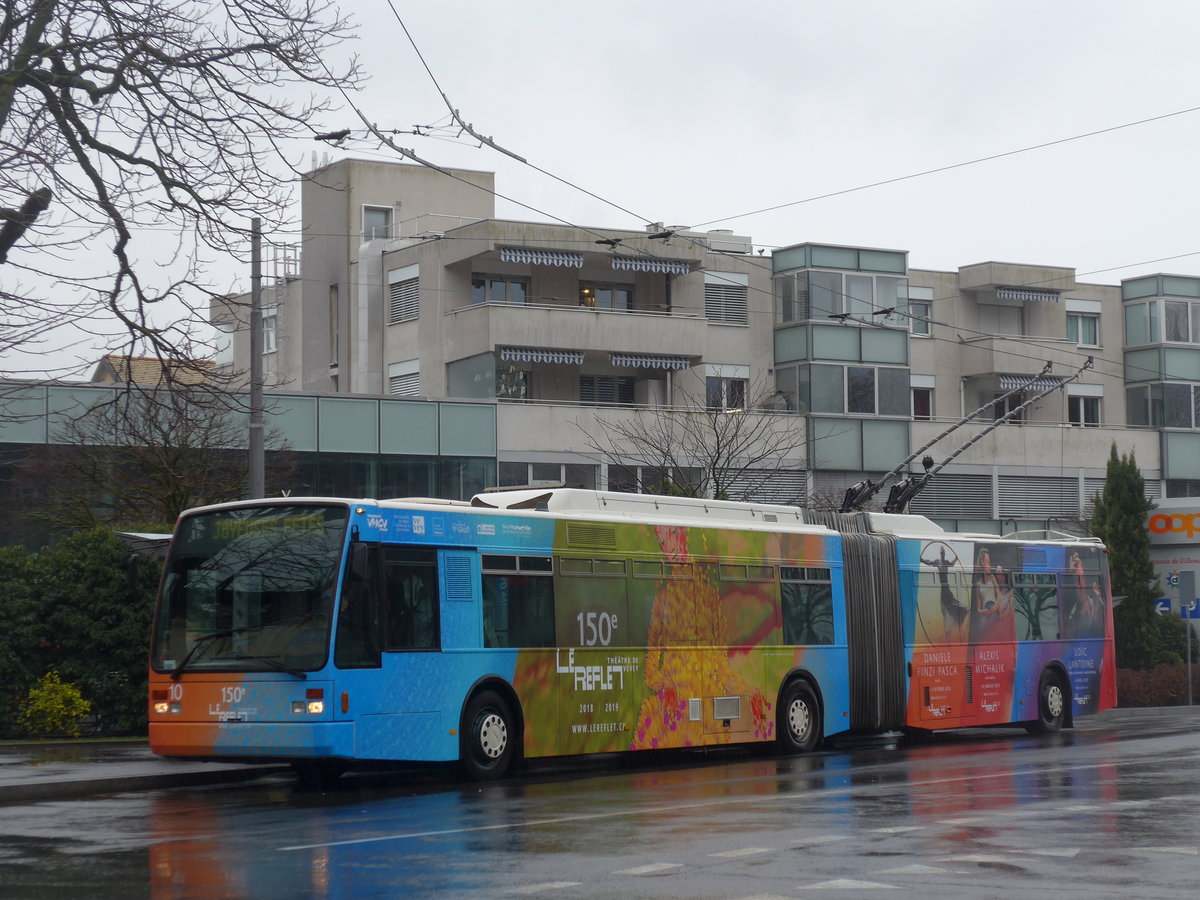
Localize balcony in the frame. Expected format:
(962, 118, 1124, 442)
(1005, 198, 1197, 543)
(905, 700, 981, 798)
(910, 418, 1158, 472)
(957, 334, 1083, 382)
(443, 301, 708, 363)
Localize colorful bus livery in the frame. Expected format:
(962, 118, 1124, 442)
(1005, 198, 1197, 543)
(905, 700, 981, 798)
(148, 489, 1116, 780)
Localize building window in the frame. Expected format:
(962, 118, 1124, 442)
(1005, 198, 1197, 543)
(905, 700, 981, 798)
(262, 306, 277, 354)
(579, 281, 631, 310)
(388, 264, 419, 323)
(1164, 299, 1200, 344)
(994, 392, 1025, 424)
(807, 364, 909, 416)
(979, 303, 1024, 336)
(329, 284, 339, 365)
(214, 322, 234, 368)
(1068, 395, 1101, 427)
(496, 366, 528, 401)
(499, 462, 597, 489)
(363, 206, 391, 241)
(388, 359, 419, 397)
(775, 275, 798, 323)
(1124, 301, 1158, 346)
(472, 275, 528, 304)
(580, 375, 635, 405)
(1163, 383, 1195, 428)
(704, 272, 748, 324)
(781, 270, 908, 322)
(913, 387, 933, 420)
(847, 367, 876, 414)
(706, 376, 747, 411)
(908, 300, 931, 335)
(1067, 312, 1099, 346)
(606, 464, 699, 495)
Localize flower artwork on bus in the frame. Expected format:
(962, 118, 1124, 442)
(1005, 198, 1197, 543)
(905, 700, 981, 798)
(511, 518, 842, 760)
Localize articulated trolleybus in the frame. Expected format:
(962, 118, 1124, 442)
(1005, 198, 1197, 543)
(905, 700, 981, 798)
(148, 489, 1116, 781)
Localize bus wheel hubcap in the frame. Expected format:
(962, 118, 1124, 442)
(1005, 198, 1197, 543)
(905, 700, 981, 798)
(789, 700, 810, 740)
(478, 713, 507, 759)
(1046, 684, 1064, 719)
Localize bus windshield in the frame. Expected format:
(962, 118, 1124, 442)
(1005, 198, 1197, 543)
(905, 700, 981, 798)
(152, 504, 349, 675)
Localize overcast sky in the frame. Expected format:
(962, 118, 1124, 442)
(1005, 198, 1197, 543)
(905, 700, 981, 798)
(8, 0, 1200, 376)
(338, 0, 1200, 281)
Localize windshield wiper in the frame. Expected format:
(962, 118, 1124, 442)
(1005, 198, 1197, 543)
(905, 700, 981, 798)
(171, 627, 243, 681)
(224, 655, 309, 679)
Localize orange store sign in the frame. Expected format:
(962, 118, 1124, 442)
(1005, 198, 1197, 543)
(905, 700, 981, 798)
(1148, 512, 1200, 540)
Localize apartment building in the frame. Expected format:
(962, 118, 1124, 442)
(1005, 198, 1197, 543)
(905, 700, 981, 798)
(213, 157, 1200, 537)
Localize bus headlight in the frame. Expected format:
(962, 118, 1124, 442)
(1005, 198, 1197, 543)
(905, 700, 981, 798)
(307, 700, 324, 714)
(154, 702, 169, 714)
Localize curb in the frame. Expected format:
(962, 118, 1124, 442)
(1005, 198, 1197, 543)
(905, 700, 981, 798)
(0, 764, 291, 805)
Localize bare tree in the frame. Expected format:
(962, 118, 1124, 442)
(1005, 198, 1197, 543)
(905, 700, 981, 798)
(13, 385, 292, 531)
(576, 381, 809, 503)
(0, 0, 360, 378)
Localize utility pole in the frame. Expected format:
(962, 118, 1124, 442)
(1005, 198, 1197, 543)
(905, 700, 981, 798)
(248, 218, 265, 498)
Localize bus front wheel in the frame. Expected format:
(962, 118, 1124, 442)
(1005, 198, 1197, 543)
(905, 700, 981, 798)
(461, 689, 516, 781)
(777, 680, 821, 754)
(1026, 669, 1067, 735)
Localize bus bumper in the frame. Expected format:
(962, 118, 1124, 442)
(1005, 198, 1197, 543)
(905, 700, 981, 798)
(150, 721, 355, 760)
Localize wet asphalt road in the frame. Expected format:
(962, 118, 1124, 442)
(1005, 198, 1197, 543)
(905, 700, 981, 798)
(1, 709, 1198, 899)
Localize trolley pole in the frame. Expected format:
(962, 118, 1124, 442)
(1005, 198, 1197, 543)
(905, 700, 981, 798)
(248, 218, 265, 499)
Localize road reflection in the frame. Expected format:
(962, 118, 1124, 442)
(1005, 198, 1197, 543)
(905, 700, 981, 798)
(145, 730, 1131, 899)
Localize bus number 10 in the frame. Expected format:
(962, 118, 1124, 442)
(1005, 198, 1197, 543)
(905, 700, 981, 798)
(577, 611, 618, 647)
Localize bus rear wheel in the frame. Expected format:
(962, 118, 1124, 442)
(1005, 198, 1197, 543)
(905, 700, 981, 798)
(461, 689, 516, 781)
(1026, 669, 1067, 735)
(777, 680, 821, 754)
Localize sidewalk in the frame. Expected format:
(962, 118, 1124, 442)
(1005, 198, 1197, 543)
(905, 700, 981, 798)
(0, 740, 289, 804)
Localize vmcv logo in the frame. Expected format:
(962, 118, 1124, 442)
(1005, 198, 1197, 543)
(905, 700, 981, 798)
(1148, 513, 1200, 538)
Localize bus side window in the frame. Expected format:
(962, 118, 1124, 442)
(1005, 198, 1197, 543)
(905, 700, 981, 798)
(482, 555, 555, 648)
(780, 567, 835, 646)
(382, 550, 439, 651)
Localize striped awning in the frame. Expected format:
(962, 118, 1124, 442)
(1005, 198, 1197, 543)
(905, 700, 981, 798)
(499, 247, 583, 268)
(996, 287, 1060, 303)
(499, 347, 584, 365)
(999, 374, 1061, 391)
(611, 352, 691, 370)
(611, 255, 690, 276)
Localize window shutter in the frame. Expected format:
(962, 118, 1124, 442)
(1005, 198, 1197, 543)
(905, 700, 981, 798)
(388, 277, 419, 323)
(704, 272, 749, 324)
(388, 359, 419, 397)
(387, 264, 419, 324)
(389, 372, 419, 396)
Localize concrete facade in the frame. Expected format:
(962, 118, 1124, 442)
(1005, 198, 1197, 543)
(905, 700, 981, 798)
(213, 158, 1200, 541)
